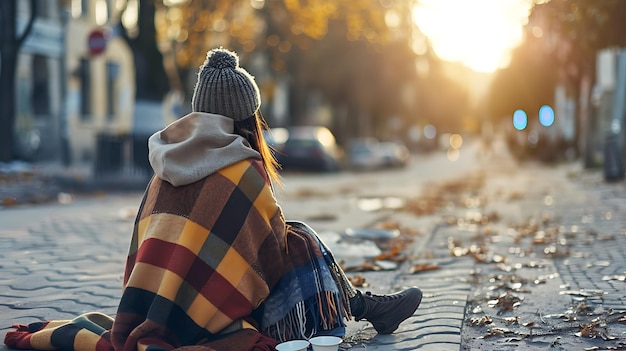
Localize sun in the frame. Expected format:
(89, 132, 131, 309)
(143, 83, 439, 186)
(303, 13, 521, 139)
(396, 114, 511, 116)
(413, 0, 534, 73)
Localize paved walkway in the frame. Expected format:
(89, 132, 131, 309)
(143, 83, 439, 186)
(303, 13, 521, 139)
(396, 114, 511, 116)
(1, 152, 625, 351)
(341, 158, 626, 350)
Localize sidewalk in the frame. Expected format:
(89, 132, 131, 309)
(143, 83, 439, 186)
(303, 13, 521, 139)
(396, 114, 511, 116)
(1, 151, 625, 351)
(340, 159, 626, 350)
(0, 160, 149, 208)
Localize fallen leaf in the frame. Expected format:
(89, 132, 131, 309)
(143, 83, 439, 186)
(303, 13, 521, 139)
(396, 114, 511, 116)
(479, 327, 514, 339)
(3, 197, 17, 206)
(503, 316, 519, 325)
(468, 315, 493, 326)
(602, 274, 626, 281)
(348, 274, 368, 287)
(343, 259, 379, 272)
(374, 247, 407, 262)
(409, 263, 440, 274)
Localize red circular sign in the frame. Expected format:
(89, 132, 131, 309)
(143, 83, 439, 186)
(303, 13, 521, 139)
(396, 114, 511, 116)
(87, 30, 106, 56)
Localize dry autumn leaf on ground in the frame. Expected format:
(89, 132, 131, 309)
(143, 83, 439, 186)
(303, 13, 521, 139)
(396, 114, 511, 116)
(348, 274, 368, 287)
(409, 262, 440, 274)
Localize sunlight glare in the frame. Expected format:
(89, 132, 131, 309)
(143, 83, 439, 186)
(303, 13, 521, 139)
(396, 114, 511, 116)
(413, 0, 534, 73)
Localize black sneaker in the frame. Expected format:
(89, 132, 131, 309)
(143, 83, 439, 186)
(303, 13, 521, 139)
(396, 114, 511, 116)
(351, 287, 422, 334)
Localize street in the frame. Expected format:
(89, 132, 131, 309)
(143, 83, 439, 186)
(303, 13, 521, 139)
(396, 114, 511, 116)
(3, 1, 626, 350)
(1, 137, 626, 350)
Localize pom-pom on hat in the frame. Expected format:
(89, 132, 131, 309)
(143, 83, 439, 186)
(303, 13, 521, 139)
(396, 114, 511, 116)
(191, 48, 261, 121)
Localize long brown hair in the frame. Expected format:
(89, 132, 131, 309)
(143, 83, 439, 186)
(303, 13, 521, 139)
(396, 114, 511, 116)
(233, 111, 282, 187)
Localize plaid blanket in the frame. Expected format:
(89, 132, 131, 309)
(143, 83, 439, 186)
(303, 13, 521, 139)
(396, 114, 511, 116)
(5, 159, 353, 351)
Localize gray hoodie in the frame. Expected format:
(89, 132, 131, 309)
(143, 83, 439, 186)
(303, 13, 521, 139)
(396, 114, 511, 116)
(148, 112, 261, 187)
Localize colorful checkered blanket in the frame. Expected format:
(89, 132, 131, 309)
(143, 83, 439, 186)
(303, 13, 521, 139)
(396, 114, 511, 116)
(5, 159, 352, 351)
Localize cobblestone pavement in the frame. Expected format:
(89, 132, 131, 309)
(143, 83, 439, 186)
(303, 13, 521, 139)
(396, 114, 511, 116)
(0, 196, 136, 329)
(1, 148, 626, 351)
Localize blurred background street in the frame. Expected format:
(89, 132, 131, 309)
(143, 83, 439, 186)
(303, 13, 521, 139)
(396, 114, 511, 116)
(2, 0, 626, 181)
(2, 0, 626, 350)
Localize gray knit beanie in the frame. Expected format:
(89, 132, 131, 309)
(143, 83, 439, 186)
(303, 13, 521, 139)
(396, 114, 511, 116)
(191, 48, 261, 121)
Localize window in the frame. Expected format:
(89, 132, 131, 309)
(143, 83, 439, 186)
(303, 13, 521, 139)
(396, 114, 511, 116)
(71, 0, 89, 18)
(106, 61, 120, 119)
(95, 0, 109, 25)
(80, 58, 91, 120)
(32, 55, 50, 116)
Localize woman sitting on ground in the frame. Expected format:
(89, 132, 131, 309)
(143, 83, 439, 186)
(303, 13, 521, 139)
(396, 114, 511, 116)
(5, 47, 422, 351)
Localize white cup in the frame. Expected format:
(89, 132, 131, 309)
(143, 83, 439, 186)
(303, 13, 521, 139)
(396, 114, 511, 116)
(275, 339, 310, 351)
(309, 336, 342, 351)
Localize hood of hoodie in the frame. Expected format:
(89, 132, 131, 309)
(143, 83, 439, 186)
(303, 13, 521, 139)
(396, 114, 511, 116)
(148, 112, 261, 186)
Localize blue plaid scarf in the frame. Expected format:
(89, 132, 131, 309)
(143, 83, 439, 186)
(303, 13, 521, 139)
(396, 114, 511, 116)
(259, 221, 355, 342)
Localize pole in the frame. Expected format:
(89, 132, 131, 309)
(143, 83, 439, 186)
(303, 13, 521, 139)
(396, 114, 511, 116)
(60, 7, 71, 165)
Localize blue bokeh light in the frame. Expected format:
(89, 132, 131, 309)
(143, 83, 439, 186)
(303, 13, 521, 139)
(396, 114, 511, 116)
(513, 109, 528, 131)
(539, 105, 555, 127)
(423, 124, 437, 139)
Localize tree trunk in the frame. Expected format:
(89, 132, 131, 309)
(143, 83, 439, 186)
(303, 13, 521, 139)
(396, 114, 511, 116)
(287, 50, 308, 126)
(125, 1, 170, 100)
(0, 57, 18, 163)
(0, 0, 36, 162)
(0, 1, 18, 162)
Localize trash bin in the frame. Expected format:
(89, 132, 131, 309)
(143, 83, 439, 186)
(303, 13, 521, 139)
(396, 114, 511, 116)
(603, 133, 625, 182)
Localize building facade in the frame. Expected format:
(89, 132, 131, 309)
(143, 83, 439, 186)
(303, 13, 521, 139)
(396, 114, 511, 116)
(15, 1, 65, 161)
(15, 0, 135, 166)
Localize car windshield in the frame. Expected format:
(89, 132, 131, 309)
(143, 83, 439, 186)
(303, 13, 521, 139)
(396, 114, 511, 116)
(286, 139, 319, 149)
(350, 145, 373, 154)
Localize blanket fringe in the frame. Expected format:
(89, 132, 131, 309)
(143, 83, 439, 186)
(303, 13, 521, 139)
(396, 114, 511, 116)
(262, 222, 354, 343)
(4, 322, 50, 349)
(4, 331, 31, 350)
(264, 291, 345, 343)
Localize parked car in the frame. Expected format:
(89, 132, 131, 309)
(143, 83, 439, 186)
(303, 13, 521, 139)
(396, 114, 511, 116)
(379, 141, 410, 168)
(263, 127, 288, 148)
(274, 126, 342, 172)
(347, 138, 386, 171)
